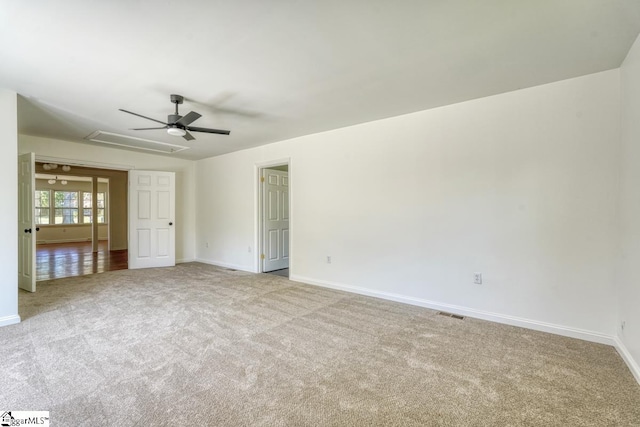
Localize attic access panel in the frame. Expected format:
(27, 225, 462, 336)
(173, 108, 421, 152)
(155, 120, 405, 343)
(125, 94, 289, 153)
(85, 131, 189, 154)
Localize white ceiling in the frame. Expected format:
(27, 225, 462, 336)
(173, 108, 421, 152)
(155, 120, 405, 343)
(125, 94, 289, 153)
(2, 1, 640, 160)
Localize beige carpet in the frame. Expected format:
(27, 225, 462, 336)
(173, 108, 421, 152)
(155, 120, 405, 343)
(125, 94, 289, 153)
(1, 263, 638, 426)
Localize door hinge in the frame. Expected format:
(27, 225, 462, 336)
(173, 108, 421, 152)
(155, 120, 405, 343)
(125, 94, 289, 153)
(260, 254, 265, 260)
(260, 177, 265, 183)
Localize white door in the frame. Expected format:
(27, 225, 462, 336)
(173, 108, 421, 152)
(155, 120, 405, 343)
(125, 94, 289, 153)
(129, 170, 175, 269)
(18, 152, 36, 292)
(262, 169, 289, 272)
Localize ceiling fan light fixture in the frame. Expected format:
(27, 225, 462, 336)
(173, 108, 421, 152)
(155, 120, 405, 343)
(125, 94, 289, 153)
(167, 127, 186, 137)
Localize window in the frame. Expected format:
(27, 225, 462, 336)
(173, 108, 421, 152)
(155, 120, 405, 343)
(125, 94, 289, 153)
(35, 190, 50, 224)
(82, 192, 92, 223)
(97, 192, 106, 223)
(82, 192, 106, 223)
(37, 186, 107, 225)
(54, 191, 79, 224)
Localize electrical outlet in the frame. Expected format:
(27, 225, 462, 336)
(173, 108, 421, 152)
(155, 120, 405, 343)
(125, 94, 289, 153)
(248, 246, 251, 253)
(205, 242, 209, 248)
(474, 272, 482, 284)
(327, 256, 332, 264)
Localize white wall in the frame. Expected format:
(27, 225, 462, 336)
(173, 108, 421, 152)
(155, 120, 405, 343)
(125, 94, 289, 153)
(0, 89, 19, 327)
(618, 34, 640, 381)
(196, 70, 621, 340)
(19, 135, 197, 262)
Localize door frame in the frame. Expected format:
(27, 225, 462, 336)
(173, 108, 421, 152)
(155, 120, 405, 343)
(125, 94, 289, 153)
(18, 152, 36, 292)
(34, 155, 131, 254)
(31, 155, 131, 274)
(255, 158, 291, 273)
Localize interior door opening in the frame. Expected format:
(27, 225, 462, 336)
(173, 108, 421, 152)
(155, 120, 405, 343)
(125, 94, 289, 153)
(259, 163, 290, 277)
(32, 162, 129, 281)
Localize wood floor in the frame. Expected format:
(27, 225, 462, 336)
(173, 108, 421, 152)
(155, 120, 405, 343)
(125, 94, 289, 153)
(36, 241, 128, 281)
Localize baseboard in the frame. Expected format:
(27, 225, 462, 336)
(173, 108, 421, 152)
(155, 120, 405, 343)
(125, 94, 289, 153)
(290, 275, 616, 347)
(290, 275, 640, 383)
(0, 314, 21, 328)
(176, 258, 196, 264)
(195, 258, 254, 273)
(38, 238, 92, 244)
(614, 336, 640, 385)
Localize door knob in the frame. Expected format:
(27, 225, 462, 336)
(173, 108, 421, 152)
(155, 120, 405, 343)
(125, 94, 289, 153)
(24, 228, 32, 233)
(169, 222, 173, 226)
(36, 227, 40, 231)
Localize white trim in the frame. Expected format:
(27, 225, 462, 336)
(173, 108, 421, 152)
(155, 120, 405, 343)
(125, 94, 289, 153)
(176, 258, 196, 264)
(254, 165, 261, 273)
(0, 315, 21, 327)
(254, 158, 292, 168)
(195, 258, 254, 273)
(35, 155, 133, 171)
(255, 158, 292, 274)
(37, 238, 92, 244)
(614, 336, 640, 385)
(290, 274, 616, 346)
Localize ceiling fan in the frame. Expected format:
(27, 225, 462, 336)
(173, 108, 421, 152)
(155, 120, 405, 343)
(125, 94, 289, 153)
(119, 94, 231, 141)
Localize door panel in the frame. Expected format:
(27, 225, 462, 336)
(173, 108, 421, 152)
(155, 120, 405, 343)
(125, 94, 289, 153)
(158, 191, 170, 218)
(137, 174, 151, 185)
(262, 169, 289, 272)
(268, 229, 279, 260)
(129, 171, 175, 269)
(138, 191, 151, 218)
(282, 229, 290, 258)
(137, 229, 151, 258)
(157, 228, 170, 257)
(157, 175, 171, 186)
(18, 153, 36, 292)
(282, 188, 289, 220)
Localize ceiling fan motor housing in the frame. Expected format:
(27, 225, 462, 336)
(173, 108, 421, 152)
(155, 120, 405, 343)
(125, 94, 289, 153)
(168, 114, 182, 125)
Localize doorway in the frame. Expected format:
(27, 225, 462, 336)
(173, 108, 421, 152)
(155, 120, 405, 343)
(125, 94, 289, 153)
(258, 161, 290, 278)
(33, 162, 129, 281)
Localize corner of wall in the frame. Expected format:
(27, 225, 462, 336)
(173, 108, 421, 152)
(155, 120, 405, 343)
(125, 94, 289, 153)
(0, 88, 19, 327)
(616, 31, 640, 386)
(0, 315, 21, 328)
(615, 335, 640, 385)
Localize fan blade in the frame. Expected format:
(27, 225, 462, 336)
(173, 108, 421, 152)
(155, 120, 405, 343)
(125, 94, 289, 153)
(183, 131, 195, 141)
(187, 126, 231, 135)
(176, 111, 201, 127)
(119, 109, 167, 126)
(131, 126, 168, 130)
